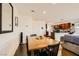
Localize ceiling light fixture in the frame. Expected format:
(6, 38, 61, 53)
(42, 11, 46, 14)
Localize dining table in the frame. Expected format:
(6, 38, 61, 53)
(28, 36, 60, 54)
(28, 36, 59, 50)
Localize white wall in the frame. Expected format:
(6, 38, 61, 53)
(18, 13, 46, 43)
(18, 15, 33, 43)
(73, 23, 79, 35)
(32, 20, 45, 36)
(0, 7, 20, 55)
(16, 12, 46, 44)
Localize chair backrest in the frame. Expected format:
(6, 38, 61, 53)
(30, 34, 37, 37)
(53, 43, 60, 56)
(48, 43, 60, 56)
(26, 36, 29, 55)
(20, 32, 23, 45)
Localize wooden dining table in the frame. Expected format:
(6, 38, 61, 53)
(28, 36, 59, 51)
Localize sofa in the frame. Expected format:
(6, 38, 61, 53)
(60, 35, 79, 56)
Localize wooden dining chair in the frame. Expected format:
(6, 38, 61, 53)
(26, 36, 32, 56)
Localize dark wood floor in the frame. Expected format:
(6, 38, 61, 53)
(14, 44, 27, 56)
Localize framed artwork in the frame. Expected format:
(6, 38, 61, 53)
(15, 16, 18, 27)
(0, 3, 13, 34)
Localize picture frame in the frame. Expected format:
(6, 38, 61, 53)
(0, 3, 13, 34)
(15, 16, 18, 27)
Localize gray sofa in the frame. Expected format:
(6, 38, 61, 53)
(61, 35, 79, 55)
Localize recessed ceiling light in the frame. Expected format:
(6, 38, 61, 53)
(42, 11, 46, 14)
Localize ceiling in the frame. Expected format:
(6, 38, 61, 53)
(13, 3, 79, 24)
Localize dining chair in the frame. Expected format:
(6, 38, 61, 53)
(47, 43, 60, 56)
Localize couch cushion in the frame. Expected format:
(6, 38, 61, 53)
(62, 35, 79, 45)
(62, 42, 79, 55)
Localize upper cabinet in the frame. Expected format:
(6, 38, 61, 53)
(0, 3, 13, 34)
